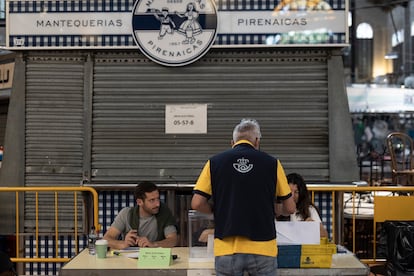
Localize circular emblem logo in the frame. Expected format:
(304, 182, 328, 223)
(132, 0, 218, 67)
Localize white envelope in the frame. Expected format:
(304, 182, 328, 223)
(275, 221, 320, 245)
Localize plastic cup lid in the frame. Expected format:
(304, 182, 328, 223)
(95, 239, 108, 245)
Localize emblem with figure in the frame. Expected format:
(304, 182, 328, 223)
(132, 0, 218, 66)
(233, 158, 254, 173)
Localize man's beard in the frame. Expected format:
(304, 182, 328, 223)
(142, 205, 159, 215)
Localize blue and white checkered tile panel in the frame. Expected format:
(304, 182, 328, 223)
(10, 33, 345, 48)
(215, 33, 347, 45)
(313, 192, 333, 239)
(24, 235, 88, 275)
(9, 35, 134, 48)
(99, 190, 135, 235)
(8, 0, 135, 12)
(215, 0, 345, 10)
(8, 0, 346, 13)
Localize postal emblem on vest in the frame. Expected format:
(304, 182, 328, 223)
(233, 158, 254, 173)
(132, 0, 218, 67)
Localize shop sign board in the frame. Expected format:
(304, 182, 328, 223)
(347, 85, 414, 113)
(6, 0, 348, 66)
(0, 62, 14, 90)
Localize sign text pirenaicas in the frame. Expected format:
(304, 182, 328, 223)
(131, 0, 218, 66)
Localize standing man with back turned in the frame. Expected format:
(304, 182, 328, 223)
(191, 118, 296, 276)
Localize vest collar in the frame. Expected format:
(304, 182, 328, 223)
(232, 139, 254, 148)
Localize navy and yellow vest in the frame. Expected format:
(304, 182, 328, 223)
(210, 143, 277, 241)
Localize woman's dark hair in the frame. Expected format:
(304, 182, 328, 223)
(134, 181, 158, 201)
(287, 173, 321, 220)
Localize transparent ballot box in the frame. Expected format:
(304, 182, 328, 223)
(188, 210, 214, 262)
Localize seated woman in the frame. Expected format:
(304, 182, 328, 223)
(280, 173, 329, 238)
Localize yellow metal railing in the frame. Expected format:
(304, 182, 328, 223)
(308, 185, 414, 265)
(0, 186, 99, 264)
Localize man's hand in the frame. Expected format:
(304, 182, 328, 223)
(103, 227, 139, 250)
(136, 236, 151, 247)
(135, 232, 178, 248)
(124, 230, 138, 247)
(198, 228, 214, 243)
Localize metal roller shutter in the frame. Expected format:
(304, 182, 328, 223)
(25, 53, 86, 231)
(91, 48, 329, 184)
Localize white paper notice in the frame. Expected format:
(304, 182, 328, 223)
(165, 104, 207, 134)
(276, 221, 320, 245)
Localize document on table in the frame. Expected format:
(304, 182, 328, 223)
(113, 247, 140, 258)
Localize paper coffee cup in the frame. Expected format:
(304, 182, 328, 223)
(95, 239, 108, 258)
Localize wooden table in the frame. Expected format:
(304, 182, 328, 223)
(60, 247, 370, 276)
